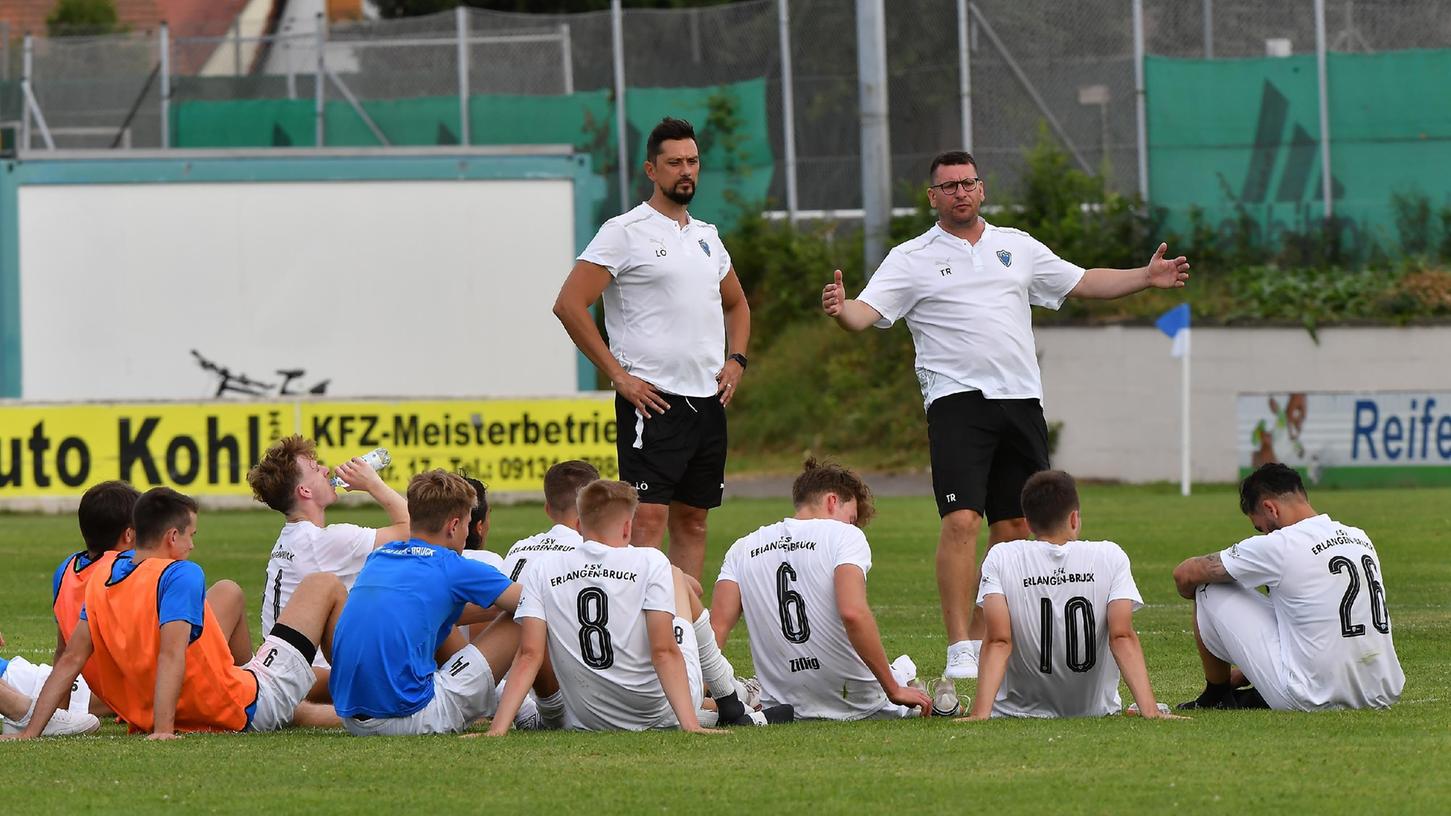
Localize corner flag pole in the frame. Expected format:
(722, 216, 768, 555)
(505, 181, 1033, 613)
(1181, 328, 1191, 496)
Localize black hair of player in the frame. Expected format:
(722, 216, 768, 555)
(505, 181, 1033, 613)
(1020, 470, 1080, 535)
(1238, 462, 1307, 516)
(463, 476, 489, 550)
(78, 480, 141, 558)
(647, 117, 696, 161)
(544, 460, 601, 515)
(134, 487, 199, 546)
(929, 150, 978, 180)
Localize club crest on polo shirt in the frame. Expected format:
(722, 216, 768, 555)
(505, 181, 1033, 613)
(698, 239, 711, 257)
(996, 249, 1012, 267)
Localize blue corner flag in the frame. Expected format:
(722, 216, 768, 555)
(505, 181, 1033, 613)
(1155, 303, 1190, 358)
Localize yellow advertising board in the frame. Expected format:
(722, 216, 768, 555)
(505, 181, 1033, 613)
(0, 397, 617, 499)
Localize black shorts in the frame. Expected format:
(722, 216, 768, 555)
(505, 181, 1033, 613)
(927, 390, 1050, 521)
(614, 392, 727, 509)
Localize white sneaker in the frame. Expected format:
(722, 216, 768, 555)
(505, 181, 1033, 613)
(944, 640, 980, 680)
(2, 703, 101, 736)
(735, 676, 763, 711)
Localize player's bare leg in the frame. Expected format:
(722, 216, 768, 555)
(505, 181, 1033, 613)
(965, 518, 1031, 641)
(206, 579, 254, 665)
(436, 627, 469, 666)
(305, 667, 331, 704)
(275, 573, 348, 663)
(937, 509, 982, 645)
(291, 701, 342, 728)
(0, 680, 32, 720)
(665, 502, 709, 580)
(631, 502, 669, 550)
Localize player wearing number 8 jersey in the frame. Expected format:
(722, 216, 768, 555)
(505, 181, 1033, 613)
(962, 470, 1172, 720)
(490, 481, 718, 734)
(1173, 463, 1404, 711)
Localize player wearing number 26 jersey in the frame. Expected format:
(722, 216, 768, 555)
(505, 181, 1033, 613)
(966, 471, 1170, 721)
(1174, 463, 1403, 711)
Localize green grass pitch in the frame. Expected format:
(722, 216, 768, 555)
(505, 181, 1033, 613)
(1, 483, 1447, 814)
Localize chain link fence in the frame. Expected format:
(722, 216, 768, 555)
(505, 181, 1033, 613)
(6, 0, 1451, 213)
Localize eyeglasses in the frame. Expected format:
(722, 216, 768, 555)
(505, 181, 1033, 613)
(929, 178, 982, 195)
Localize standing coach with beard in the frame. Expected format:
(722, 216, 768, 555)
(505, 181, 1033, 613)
(553, 117, 751, 581)
(821, 150, 1191, 680)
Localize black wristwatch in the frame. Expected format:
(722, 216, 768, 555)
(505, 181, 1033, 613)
(728, 353, 749, 370)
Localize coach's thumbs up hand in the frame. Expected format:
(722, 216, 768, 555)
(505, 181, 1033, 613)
(821, 269, 846, 317)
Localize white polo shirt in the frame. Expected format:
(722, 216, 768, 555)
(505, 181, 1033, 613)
(857, 220, 1084, 408)
(578, 202, 733, 398)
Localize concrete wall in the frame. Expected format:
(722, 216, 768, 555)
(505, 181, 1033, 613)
(1036, 326, 1451, 483)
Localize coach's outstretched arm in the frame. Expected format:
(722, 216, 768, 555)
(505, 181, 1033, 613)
(821, 269, 883, 332)
(1069, 243, 1191, 299)
(554, 260, 671, 418)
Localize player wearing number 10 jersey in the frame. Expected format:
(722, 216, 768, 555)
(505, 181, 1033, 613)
(964, 470, 1170, 720)
(1173, 463, 1403, 711)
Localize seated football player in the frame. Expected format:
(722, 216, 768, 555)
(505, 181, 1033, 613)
(327, 470, 564, 736)
(48, 480, 141, 718)
(246, 436, 409, 700)
(7, 487, 348, 739)
(500, 460, 597, 582)
(459, 476, 505, 572)
(487, 480, 728, 734)
(1172, 463, 1404, 711)
(960, 470, 1175, 720)
(711, 459, 942, 721)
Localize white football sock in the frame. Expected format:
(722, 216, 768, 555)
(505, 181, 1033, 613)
(693, 609, 736, 699)
(536, 690, 566, 730)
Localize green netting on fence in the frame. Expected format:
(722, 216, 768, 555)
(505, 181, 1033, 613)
(170, 78, 772, 229)
(1147, 50, 1451, 253)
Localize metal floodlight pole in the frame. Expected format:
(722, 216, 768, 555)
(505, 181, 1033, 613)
(1132, 0, 1149, 201)
(456, 5, 471, 145)
(857, 0, 891, 274)
(957, 0, 973, 152)
(160, 23, 171, 149)
(1202, 0, 1214, 58)
(315, 13, 326, 148)
(560, 23, 574, 95)
(611, 0, 629, 215)
(1314, 0, 1333, 220)
(778, 0, 800, 222)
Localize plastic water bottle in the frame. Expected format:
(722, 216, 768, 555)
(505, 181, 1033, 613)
(330, 448, 391, 488)
(1124, 702, 1172, 717)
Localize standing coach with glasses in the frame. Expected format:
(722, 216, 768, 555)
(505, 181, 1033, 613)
(553, 117, 751, 582)
(819, 150, 1191, 680)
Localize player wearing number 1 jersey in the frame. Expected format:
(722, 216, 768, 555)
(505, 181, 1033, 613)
(963, 471, 1171, 720)
(489, 481, 717, 734)
(500, 461, 597, 582)
(712, 461, 936, 721)
(1173, 463, 1403, 711)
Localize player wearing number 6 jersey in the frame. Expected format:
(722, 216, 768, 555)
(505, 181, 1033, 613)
(489, 481, 721, 734)
(711, 460, 937, 721)
(247, 436, 409, 690)
(1173, 463, 1404, 711)
(962, 470, 1173, 720)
